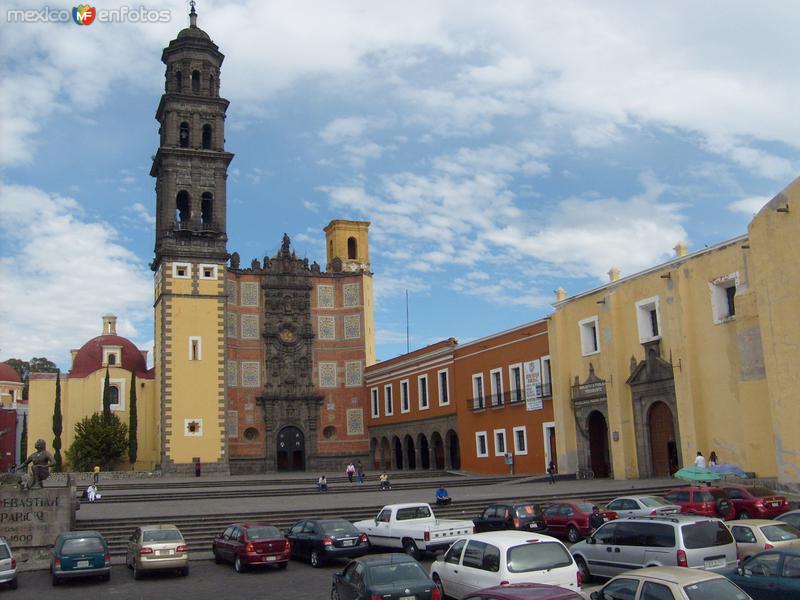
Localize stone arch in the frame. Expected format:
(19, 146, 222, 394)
(404, 434, 416, 470)
(191, 69, 200, 93)
(380, 437, 391, 470)
(370, 437, 379, 470)
(417, 433, 431, 470)
(201, 192, 213, 225)
(347, 236, 357, 260)
(202, 124, 212, 149)
(431, 431, 445, 470)
(648, 401, 678, 477)
(175, 190, 190, 224)
(446, 429, 461, 470)
(179, 121, 190, 148)
(393, 435, 403, 470)
(587, 410, 611, 478)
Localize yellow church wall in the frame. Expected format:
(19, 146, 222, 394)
(362, 273, 376, 367)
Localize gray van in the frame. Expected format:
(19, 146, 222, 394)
(570, 515, 738, 581)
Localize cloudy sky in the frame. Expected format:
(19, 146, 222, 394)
(1, 1, 797, 369)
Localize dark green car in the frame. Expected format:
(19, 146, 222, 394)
(724, 549, 800, 599)
(51, 531, 111, 586)
(331, 553, 441, 600)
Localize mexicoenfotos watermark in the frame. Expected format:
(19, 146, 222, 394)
(7, 5, 172, 25)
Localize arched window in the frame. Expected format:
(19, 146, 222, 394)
(201, 192, 213, 225)
(192, 70, 200, 93)
(202, 124, 212, 149)
(208, 74, 214, 95)
(347, 237, 357, 260)
(108, 354, 116, 365)
(176, 190, 190, 223)
(179, 122, 190, 148)
(109, 386, 119, 406)
(175, 71, 182, 92)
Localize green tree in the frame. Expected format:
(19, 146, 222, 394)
(52, 371, 63, 471)
(128, 370, 138, 468)
(5, 357, 58, 400)
(102, 365, 112, 423)
(19, 413, 27, 464)
(65, 413, 128, 471)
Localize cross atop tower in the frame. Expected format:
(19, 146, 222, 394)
(189, 0, 197, 27)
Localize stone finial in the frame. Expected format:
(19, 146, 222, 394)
(608, 266, 620, 282)
(555, 287, 567, 302)
(189, 0, 197, 27)
(102, 314, 117, 336)
(674, 241, 688, 257)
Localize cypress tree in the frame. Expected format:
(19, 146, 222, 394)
(19, 413, 27, 465)
(102, 365, 112, 423)
(128, 370, 138, 468)
(52, 371, 63, 470)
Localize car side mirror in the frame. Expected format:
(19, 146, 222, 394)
(587, 536, 596, 544)
(744, 568, 752, 577)
(334, 571, 343, 579)
(374, 518, 379, 525)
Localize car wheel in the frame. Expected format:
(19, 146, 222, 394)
(738, 511, 750, 520)
(133, 564, 142, 580)
(310, 550, 323, 568)
(234, 555, 245, 573)
(213, 547, 222, 564)
(575, 556, 591, 583)
(432, 574, 446, 600)
(51, 573, 60, 587)
(567, 525, 580, 544)
(402, 538, 420, 560)
(331, 586, 341, 600)
(8, 576, 18, 590)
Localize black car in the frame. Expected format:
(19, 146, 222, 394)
(331, 554, 441, 600)
(473, 502, 546, 533)
(286, 518, 370, 568)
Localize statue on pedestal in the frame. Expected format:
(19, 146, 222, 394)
(19, 439, 55, 489)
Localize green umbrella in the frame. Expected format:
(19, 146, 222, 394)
(673, 466, 721, 482)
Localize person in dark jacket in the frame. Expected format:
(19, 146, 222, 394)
(588, 505, 605, 532)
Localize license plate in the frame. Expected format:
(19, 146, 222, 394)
(342, 539, 354, 546)
(76, 560, 90, 568)
(771, 502, 780, 507)
(603, 517, 609, 521)
(399, 596, 415, 600)
(156, 549, 173, 556)
(265, 556, 276, 561)
(705, 558, 725, 569)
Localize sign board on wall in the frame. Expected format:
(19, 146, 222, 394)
(523, 360, 543, 411)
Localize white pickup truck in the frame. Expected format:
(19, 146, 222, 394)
(354, 503, 474, 559)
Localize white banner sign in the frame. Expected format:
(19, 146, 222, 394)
(524, 359, 543, 411)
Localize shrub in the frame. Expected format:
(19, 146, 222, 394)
(66, 413, 129, 472)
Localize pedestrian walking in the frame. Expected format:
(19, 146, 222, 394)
(708, 451, 718, 467)
(93, 465, 100, 484)
(547, 460, 556, 484)
(588, 505, 605, 533)
(694, 451, 706, 469)
(346, 462, 355, 483)
(356, 461, 364, 484)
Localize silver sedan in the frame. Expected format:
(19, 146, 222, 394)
(605, 495, 681, 517)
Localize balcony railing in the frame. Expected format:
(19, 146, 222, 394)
(467, 384, 552, 411)
(171, 221, 218, 232)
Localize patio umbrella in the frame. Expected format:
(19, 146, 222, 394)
(710, 464, 748, 478)
(673, 466, 721, 482)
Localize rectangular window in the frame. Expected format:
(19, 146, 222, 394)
(173, 262, 191, 278)
(494, 429, 507, 456)
(199, 263, 218, 279)
(438, 369, 450, 405)
(400, 380, 410, 413)
(726, 285, 736, 317)
(418, 375, 429, 410)
(370, 387, 379, 418)
(188, 336, 202, 361)
(513, 426, 528, 455)
(710, 273, 739, 324)
(579, 316, 600, 356)
(490, 368, 503, 406)
(476, 431, 488, 458)
(472, 374, 485, 410)
(384, 384, 394, 416)
(541, 356, 552, 397)
(509, 364, 523, 403)
(635, 296, 661, 342)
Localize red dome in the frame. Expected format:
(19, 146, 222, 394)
(0, 363, 22, 383)
(70, 335, 151, 379)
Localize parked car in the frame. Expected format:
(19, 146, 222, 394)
(473, 502, 546, 534)
(211, 523, 290, 573)
(605, 495, 681, 518)
(354, 503, 474, 559)
(331, 553, 441, 600)
(0, 537, 17, 590)
(542, 500, 617, 543)
(723, 549, 800, 600)
(50, 531, 111, 586)
(430, 531, 581, 600)
(462, 583, 582, 600)
(571, 515, 739, 582)
(778, 510, 800, 530)
(588, 566, 751, 600)
(729, 519, 800, 560)
(125, 524, 189, 579)
(663, 487, 736, 520)
(286, 518, 369, 568)
(721, 484, 790, 519)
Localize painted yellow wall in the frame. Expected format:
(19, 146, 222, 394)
(362, 273, 376, 367)
(324, 220, 371, 270)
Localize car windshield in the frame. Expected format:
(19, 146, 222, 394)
(683, 579, 749, 600)
(681, 521, 733, 549)
(62, 537, 104, 555)
(576, 503, 595, 513)
(369, 562, 428, 585)
(640, 496, 669, 507)
(761, 524, 800, 542)
(0, 546, 9, 560)
(750, 487, 778, 497)
(246, 526, 282, 540)
(515, 505, 538, 517)
(319, 520, 357, 536)
(506, 542, 573, 573)
(142, 529, 183, 543)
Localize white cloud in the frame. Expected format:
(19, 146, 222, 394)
(0, 182, 152, 367)
(130, 202, 156, 225)
(320, 117, 372, 144)
(728, 195, 770, 216)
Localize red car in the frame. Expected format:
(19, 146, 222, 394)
(463, 583, 583, 600)
(542, 500, 617, 543)
(721, 484, 790, 519)
(212, 523, 291, 573)
(663, 487, 736, 520)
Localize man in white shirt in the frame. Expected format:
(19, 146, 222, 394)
(694, 451, 706, 469)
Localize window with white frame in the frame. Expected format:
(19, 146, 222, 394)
(635, 296, 661, 342)
(709, 273, 738, 324)
(199, 264, 218, 279)
(384, 384, 394, 416)
(476, 431, 488, 458)
(400, 380, 410, 413)
(494, 429, 507, 456)
(438, 369, 450, 405)
(173, 262, 191, 278)
(472, 373, 485, 410)
(509, 363, 523, 403)
(490, 368, 503, 406)
(418, 375, 429, 410)
(188, 336, 202, 361)
(370, 387, 380, 418)
(513, 426, 528, 455)
(579, 316, 600, 356)
(99, 378, 126, 411)
(541, 356, 552, 396)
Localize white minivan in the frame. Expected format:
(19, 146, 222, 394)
(430, 531, 580, 599)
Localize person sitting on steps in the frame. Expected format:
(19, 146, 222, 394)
(435, 484, 451, 505)
(379, 471, 391, 490)
(317, 475, 328, 492)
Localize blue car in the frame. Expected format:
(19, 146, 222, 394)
(51, 531, 111, 586)
(724, 548, 800, 600)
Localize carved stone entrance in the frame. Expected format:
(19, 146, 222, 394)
(276, 426, 305, 471)
(588, 411, 611, 478)
(571, 364, 611, 478)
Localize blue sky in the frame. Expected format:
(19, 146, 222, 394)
(1, 1, 798, 370)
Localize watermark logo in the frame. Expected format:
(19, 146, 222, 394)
(72, 5, 96, 25)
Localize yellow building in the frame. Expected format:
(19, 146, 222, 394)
(550, 177, 800, 487)
(27, 315, 159, 470)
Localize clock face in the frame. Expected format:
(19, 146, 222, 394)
(279, 328, 296, 343)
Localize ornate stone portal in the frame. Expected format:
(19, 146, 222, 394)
(571, 364, 612, 478)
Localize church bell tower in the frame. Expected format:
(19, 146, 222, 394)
(151, 2, 233, 473)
